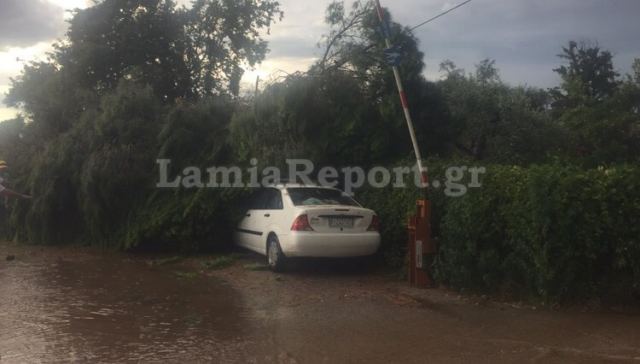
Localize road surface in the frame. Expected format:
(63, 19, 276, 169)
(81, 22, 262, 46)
(1, 242, 639, 363)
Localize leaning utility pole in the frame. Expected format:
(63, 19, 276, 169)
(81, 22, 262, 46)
(374, 0, 428, 188)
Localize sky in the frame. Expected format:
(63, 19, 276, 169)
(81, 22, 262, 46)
(1, 0, 639, 121)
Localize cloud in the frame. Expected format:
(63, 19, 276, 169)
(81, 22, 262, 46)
(0, 0, 66, 49)
(0, 42, 54, 114)
(0, 108, 18, 122)
(392, 0, 640, 87)
(0, 0, 636, 91)
(0, 85, 18, 121)
(246, 0, 640, 89)
(266, 36, 322, 59)
(47, 0, 90, 11)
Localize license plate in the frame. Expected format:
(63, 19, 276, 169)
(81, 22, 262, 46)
(329, 217, 354, 228)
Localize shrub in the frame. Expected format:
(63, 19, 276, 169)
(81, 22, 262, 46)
(356, 159, 452, 268)
(123, 187, 250, 252)
(438, 164, 640, 301)
(360, 162, 640, 302)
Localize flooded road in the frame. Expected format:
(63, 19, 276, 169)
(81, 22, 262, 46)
(0, 249, 252, 363)
(2, 243, 640, 363)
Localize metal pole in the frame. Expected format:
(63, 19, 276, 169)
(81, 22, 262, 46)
(374, 0, 428, 187)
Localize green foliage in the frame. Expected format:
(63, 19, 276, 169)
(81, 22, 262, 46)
(202, 255, 236, 270)
(230, 72, 402, 168)
(436, 164, 640, 301)
(547, 42, 639, 165)
(56, 0, 281, 99)
(124, 187, 250, 251)
(359, 162, 640, 301)
(19, 131, 87, 244)
(173, 270, 198, 279)
(0, 0, 638, 304)
(551, 41, 620, 109)
(61, 0, 191, 99)
(356, 160, 452, 268)
(79, 82, 163, 242)
(1, 0, 281, 250)
(186, 0, 283, 96)
(439, 60, 561, 163)
(632, 59, 640, 85)
(243, 262, 269, 271)
(158, 96, 233, 167)
(357, 181, 421, 268)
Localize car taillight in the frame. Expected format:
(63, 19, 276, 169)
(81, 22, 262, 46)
(291, 214, 314, 231)
(367, 215, 380, 231)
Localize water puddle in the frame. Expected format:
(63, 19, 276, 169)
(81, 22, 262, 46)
(0, 255, 250, 363)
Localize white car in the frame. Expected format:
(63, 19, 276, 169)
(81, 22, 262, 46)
(234, 184, 381, 272)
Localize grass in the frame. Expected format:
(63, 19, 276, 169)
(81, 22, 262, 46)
(173, 271, 198, 279)
(202, 255, 236, 270)
(243, 262, 269, 271)
(149, 256, 183, 266)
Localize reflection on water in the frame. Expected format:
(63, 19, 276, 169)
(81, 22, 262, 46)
(0, 255, 250, 363)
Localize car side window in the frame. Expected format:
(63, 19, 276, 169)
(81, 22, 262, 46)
(264, 189, 283, 210)
(249, 189, 281, 210)
(250, 189, 269, 210)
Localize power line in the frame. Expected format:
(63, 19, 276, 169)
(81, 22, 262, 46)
(409, 0, 474, 31)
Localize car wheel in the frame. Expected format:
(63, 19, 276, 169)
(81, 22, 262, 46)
(267, 235, 286, 272)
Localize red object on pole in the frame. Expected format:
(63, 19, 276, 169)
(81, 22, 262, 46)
(399, 90, 409, 109)
(407, 200, 436, 287)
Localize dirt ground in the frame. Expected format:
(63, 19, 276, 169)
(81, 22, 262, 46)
(1, 241, 640, 363)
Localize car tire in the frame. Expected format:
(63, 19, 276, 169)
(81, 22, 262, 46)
(267, 235, 286, 272)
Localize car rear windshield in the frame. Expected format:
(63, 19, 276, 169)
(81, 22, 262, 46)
(287, 188, 360, 207)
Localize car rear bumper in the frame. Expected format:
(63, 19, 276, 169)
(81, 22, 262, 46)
(280, 231, 381, 258)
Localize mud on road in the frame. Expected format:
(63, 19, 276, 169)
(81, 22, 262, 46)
(1, 242, 640, 363)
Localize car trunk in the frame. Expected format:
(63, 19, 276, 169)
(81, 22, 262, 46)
(298, 206, 375, 233)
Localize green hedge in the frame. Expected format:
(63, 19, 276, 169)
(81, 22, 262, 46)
(122, 188, 250, 252)
(356, 160, 450, 268)
(358, 163, 640, 302)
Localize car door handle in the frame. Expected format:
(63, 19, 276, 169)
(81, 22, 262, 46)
(245, 213, 251, 217)
(264, 213, 270, 217)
